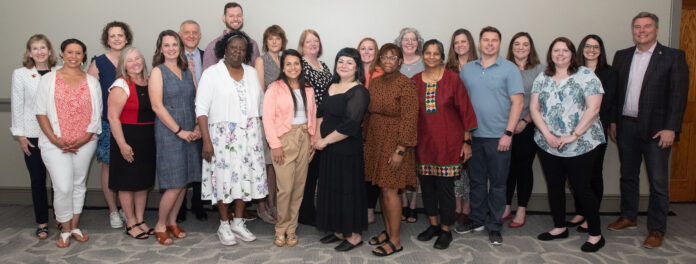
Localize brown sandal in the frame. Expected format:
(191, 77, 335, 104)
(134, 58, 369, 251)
(155, 231, 173, 245)
(166, 225, 186, 239)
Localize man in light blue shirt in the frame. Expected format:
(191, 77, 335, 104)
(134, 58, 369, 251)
(455, 26, 523, 246)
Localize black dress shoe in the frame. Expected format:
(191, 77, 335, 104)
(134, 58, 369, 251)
(320, 234, 342, 244)
(581, 236, 605, 252)
(335, 240, 363, 251)
(576, 225, 588, 233)
(433, 230, 452, 250)
(537, 229, 569, 241)
(193, 208, 208, 221)
(176, 212, 186, 223)
(417, 225, 441, 241)
(566, 219, 583, 227)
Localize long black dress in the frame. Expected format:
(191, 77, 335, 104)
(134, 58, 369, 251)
(315, 85, 370, 237)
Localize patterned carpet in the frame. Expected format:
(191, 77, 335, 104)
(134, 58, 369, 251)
(1, 204, 695, 264)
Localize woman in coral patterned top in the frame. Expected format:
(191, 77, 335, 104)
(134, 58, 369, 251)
(36, 39, 102, 249)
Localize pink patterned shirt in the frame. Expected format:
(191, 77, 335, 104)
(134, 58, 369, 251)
(54, 75, 92, 143)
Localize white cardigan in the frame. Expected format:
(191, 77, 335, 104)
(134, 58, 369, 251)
(35, 71, 102, 147)
(10, 66, 57, 138)
(195, 61, 263, 124)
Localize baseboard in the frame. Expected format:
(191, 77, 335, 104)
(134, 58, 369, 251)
(0, 187, 650, 213)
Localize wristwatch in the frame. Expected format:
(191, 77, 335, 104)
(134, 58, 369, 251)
(463, 139, 472, 145)
(504, 130, 513, 136)
(395, 149, 405, 156)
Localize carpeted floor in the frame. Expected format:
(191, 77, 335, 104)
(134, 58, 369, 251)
(1, 203, 695, 263)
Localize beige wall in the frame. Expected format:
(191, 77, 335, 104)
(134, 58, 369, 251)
(1, 0, 672, 195)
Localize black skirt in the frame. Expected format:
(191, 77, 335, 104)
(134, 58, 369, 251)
(315, 149, 368, 237)
(109, 124, 156, 191)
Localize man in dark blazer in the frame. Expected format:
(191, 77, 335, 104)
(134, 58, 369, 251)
(177, 19, 206, 221)
(607, 11, 689, 249)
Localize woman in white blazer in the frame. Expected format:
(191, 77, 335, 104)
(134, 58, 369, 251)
(10, 34, 57, 240)
(36, 38, 102, 248)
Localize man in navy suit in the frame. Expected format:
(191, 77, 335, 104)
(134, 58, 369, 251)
(607, 11, 689, 249)
(177, 19, 207, 221)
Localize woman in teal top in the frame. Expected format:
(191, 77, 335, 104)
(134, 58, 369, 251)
(530, 37, 605, 253)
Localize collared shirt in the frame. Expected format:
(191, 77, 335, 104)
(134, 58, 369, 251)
(185, 49, 202, 83)
(622, 42, 657, 117)
(460, 55, 524, 138)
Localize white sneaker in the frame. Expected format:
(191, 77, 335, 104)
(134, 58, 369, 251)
(217, 221, 237, 246)
(110, 211, 123, 228)
(230, 219, 256, 242)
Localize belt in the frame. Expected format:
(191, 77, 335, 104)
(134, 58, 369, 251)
(622, 115, 638, 122)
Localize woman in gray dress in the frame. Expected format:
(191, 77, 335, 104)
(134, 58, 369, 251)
(254, 25, 287, 224)
(149, 30, 202, 245)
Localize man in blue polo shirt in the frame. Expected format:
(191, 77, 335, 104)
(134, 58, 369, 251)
(454, 26, 523, 246)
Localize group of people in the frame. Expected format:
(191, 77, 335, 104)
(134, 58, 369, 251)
(10, 1, 689, 256)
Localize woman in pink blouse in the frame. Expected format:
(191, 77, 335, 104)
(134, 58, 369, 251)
(36, 39, 102, 248)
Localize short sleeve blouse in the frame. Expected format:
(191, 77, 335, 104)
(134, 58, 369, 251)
(531, 66, 605, 157)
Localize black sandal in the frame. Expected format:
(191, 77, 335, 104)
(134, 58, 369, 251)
(136, 221, 155, 235)
(407, 208, 418, 223)
(35, 226, 49, 240)
(401, 207, 410, 222)
(372, 240, 403, 257)
(125, 224, 149, 239)
(368, 230, 389, 246)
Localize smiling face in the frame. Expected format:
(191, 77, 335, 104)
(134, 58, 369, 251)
(107, 26, 127, 51)
(359, 41, 376, 65)
(551, 41, 572, 69)
(160, 35, 180, 61)
(583, 38, 601, 62)
(302, 33, 321, 57)
(401, 32, 418, 55)
(29, 39, 51, 65)
(179, 23, 201, 51)
(224, 37, 247, 67)
(512, 36, 531, 61)
(422, 44, 442, 68)
(62, 43, 84, 69)
(223, 6, 244, 31)
(282, 55, 302, 80)
(267, 34, 282, 53)
(632, 17, 658, 47)
(336, 56, 357, 81)
(453, 34, 470, 57)
(125, 49, 144, 79)
(479, 31, 501, 57)
(379, 50, 401, 74)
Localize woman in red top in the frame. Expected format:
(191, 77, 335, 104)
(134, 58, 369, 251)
(412, 39, 477, 250)
(107, 46, 156, 239)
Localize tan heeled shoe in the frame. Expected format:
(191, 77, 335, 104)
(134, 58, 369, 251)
(274, 234, 286, 247)
(286, 233, 298, 247)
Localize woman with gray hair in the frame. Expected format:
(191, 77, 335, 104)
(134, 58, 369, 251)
(395, 27, 424, 78)
(107, 46, 156, 240)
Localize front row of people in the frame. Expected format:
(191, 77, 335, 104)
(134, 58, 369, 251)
(12, 11, 689, 255)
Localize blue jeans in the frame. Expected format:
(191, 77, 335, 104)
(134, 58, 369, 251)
(469, 137, 511, 232)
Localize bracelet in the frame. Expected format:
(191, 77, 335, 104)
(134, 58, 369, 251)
(175, 127, 182, 135)
(572, 131, 579, 138)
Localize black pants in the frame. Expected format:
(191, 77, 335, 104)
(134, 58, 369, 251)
(538, 147, 601, 236)
(506, 123, 536, 207)
(179, 181, 204, 216)
(366, 182, 380, 209)
(24, 138, 49, 224)
(573, 142, 606, 216)
(298, 152, 319, 226)
(419, 175, 455, 226)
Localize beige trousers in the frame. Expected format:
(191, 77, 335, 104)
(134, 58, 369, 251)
(273, 124, 310, 234)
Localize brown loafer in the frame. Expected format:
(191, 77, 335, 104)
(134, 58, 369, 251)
(607, 217, 637, 231)
(643, 231, 664, 248)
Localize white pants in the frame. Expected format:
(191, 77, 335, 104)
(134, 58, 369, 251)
(41, 140, 97, 222)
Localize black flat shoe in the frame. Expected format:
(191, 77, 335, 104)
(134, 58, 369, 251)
(434, 230, 452, 250)
(335, 240, 363, 252)
(417, 225, 441, 241)
(566, 218, 584, 227)
(537, 229, 569, 241)
(193, 209, 208, 221)
(320, 234, 342, 244)
(576, 225, 588, 233)
(581, 236, 605, 252)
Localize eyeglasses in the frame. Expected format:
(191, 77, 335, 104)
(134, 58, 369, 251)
(380, 55, 399, 61)
(402, 38, 418, 43)
(584, 44, 600, 51)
